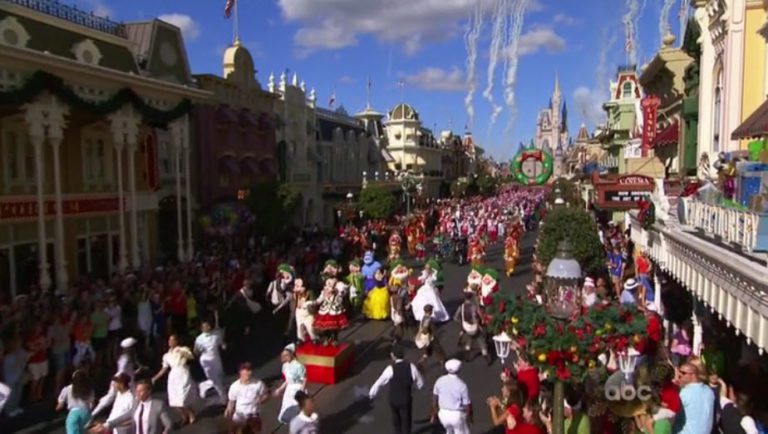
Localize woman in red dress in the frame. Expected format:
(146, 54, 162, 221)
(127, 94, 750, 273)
(487, 396, 544, 434)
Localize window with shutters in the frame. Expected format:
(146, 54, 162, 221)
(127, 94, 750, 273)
(81, 126, 113, 189)
(1, 119, 35, 193)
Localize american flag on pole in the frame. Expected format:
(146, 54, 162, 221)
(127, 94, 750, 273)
(329, 90, 336, 108)
(224, 0, 236, 18)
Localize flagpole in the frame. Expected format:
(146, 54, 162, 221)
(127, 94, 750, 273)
(366, 77, 371, 109)
(234, 0, 240, 43)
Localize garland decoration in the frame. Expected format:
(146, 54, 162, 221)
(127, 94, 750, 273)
(488, 294, 648, 383)
(510, 148, 554, 185)
(0, 70, 192, 127)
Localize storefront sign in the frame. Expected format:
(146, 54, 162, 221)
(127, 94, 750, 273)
(0, 197, 122, 220)
(641, 95, 661, 157)
(592, 173, 655, 209)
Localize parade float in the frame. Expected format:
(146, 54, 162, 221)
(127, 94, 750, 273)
(510, 147, 554, 185)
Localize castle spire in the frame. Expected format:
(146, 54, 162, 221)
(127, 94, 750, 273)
(554, 72, 561, 98)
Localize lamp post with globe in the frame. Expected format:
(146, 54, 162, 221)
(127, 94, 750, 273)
(545, 238, 582, 434)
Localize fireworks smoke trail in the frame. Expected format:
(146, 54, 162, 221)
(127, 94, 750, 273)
(464, 0, 484, 129)
(483, 0, 506, 130)
(633, 0, 647, 62)
(659, 0, 675, 44)
(503, 0, 529, 133)
(622, 0, 639, 65)
(597, 28, 618, 91)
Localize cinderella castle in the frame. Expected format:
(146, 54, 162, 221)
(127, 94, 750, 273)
(531, 74, 571, 177)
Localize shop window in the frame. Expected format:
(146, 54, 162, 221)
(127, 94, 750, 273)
(81, 127, 113, 188)
(1, 121, 36, 191)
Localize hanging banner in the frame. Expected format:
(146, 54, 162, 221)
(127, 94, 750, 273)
(641, 95, 661, 157)
(143, 131, 159, 191)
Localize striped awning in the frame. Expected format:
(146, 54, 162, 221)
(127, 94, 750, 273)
(732, 98, 768, 139)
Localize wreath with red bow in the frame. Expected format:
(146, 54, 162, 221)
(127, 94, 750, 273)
(637, 199, 655, 229)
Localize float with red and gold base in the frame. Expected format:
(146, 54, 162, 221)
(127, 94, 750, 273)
(295, 342, 355, 385)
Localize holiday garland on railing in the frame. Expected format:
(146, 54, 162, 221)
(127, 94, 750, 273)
(0, 70, 192, 127)
(637, 199, 656, 229)
(488, 293, 648, 383)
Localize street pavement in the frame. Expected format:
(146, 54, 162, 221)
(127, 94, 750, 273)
(15, 231, 536, 434)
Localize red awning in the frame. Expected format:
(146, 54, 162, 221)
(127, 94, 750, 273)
(651, 120, 679, 148)
(218, 155, 240, 174)
(241, 157, 259, 174)
(216, 105, 238, 124)
(732, 98, 768, 139)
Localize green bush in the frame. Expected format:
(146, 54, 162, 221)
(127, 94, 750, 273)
(358, 185, 397, 219)
(537, 206, 605, 276)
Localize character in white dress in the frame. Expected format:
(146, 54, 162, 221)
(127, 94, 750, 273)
(194, 319, 227, 404)
(91, 373, 135, 434)
(152, 334, 198, 425)
(116, 337, 139, 384)
(274, 344, 307, 424)
(411, 268, 449, 323)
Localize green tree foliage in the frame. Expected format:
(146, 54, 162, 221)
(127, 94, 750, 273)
(357, 185, 397, 219)
(547, 177, 584, 207)
(246, 181, 301, 234)
(451, 179, 468, 198)
(476, 174, 499, 197)
(537, 206, 605, 276)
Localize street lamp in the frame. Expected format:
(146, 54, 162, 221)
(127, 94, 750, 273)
(544, 238, 582, 434)
(492, 331, 513, 365)
(346, 191, 354, 202)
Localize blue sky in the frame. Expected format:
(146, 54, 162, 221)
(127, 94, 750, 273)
(74, 0, 690, 160)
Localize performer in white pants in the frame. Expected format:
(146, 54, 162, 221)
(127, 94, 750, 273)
(194, 318, 227, 404)
(431, 359, 472, 434)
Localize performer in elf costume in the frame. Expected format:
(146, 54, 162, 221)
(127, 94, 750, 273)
(479, 268, 500, 309)
(346, 259, 364, 311)
(321, 259, 341, 282)
(468, 235, 485, 267)
(388, 230, 402, 262)
(503, 232, 520, 277)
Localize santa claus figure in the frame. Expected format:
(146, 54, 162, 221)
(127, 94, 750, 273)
(388, 231, 402, 262)
(479, 268, 500, 308)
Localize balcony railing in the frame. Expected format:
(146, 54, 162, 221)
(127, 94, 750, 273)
(7, 0, 128, 38)
(682, 198, 762, 253)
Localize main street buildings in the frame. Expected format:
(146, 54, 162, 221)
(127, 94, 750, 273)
(0, 0, 208, 295)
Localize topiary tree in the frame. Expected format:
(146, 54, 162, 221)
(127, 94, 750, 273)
(537, 206, 605, 276)
(358, 185, 397, 219)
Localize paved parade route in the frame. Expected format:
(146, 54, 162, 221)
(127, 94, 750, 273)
(17, 231, 535, 434)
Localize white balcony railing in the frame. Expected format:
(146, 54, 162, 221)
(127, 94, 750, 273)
(683, 198, 761, 253)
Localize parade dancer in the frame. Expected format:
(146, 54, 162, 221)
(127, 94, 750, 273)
(275, 344, 307, 424)
(268, 264, 297, 335)
(194, 319, 227, 404)
(293, 279, 317, 344)
(225, 362, 268, 434)
(152, 334, 198, 425)
(415, 226, 426, 262)
(414, 304, 446, 367)
(468, 235, 484, 267)
(91, 373, 134, 434)
(503, 233, 520, 277)
(454, 292, 490, 364)
(314, 280, 350, 346)
(388, 230, 402, 262)
(368, 344, 425, 434)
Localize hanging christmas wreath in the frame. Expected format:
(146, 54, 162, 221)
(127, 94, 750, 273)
(0, 70, 192, 127)
(637, 199, 656, 229)
(510, 148, 554, 185)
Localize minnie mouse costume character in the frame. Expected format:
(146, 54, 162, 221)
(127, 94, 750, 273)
(314, 280, 349, 346)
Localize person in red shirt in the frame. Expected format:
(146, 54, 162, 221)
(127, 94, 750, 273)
(515, 357, 540, 401)
(166, 282, 188, 334)
(488, 396, 544, 434)
(26, 321, 50, 401)
(636, 304, 662, 356)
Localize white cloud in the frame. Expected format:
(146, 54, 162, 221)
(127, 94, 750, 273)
(517, 27, 566, 56)
(338, 75, 356, 85)
(403, 66, 466, 92)
(553, 13, 578, 25)
(279, 0, 504, 56)
(573, 86, 607, 127)
(158, 14, 200, 42)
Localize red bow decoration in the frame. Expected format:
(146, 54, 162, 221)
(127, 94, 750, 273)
(521, 150, 543, 162)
